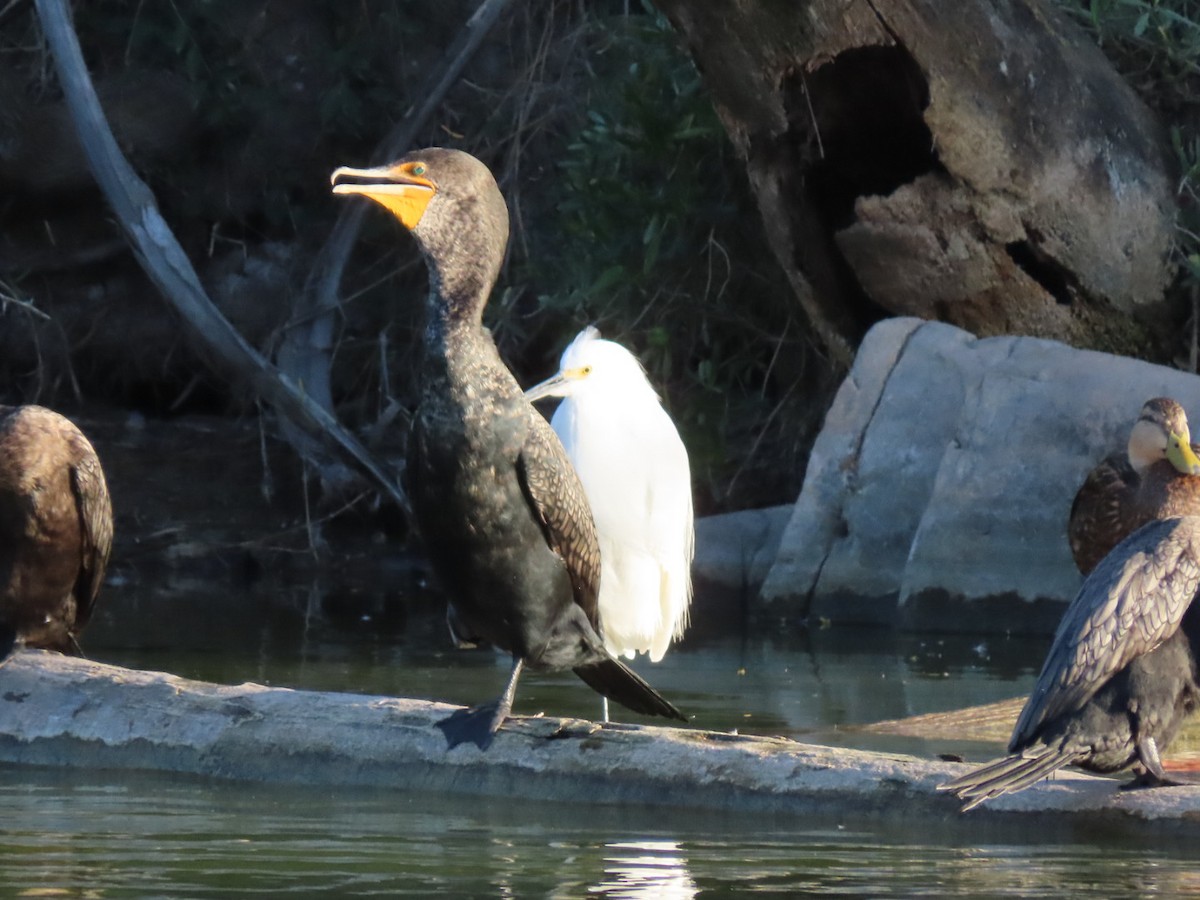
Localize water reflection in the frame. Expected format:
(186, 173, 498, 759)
(590, 840, 696, 899)
(6, 767, 1197, 898)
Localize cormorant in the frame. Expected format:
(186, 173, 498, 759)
(331, 148, 686, 749)
(525, 326, 693, 665)
(1068, 397, 1200, 575)
(0, 405, 112, 658)
(940, 515, 1200, 810)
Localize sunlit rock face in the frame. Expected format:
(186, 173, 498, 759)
(761, 317, 1200, 635)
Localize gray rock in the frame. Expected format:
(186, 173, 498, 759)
(693, 506, 791, 590)
(760, 317, 1200, 633)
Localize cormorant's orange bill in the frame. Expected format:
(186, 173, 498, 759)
(331, 161, 436, 230)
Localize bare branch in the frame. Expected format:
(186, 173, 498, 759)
(32, 0, 411, 518)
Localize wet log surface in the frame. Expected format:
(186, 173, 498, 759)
(5, 651, 1200, 833)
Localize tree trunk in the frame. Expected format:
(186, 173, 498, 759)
(655, 0, 1179, 364)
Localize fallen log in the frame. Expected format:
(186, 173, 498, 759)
(4, 652, 1200, 832)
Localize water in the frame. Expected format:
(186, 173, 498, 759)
(3, 581, 1196, 897)
(4, 768, 1199, 898)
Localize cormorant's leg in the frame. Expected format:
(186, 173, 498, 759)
(1124, 736, 1197, 789)
(601, 696, 610, 724)
(436, 657, 525, 751)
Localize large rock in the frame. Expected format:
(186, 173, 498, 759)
(760, 317, 1200, 633)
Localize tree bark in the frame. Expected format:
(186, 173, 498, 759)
(656, 0, 1179, 364)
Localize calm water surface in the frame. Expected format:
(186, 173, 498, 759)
(2, 580, 1196, 897)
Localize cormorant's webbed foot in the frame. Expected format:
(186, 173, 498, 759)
(1123, 736, 1198, 789)
(436, 657, 525, 751)
(437, 700, 508, 750)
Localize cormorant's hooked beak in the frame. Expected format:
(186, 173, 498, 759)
(1166, 430, 1200, 475)
(331, 163, 436, 230)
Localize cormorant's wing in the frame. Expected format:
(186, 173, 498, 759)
(1068, 451, 1137, 575)
(69, 446, 113, 632)
(516, 413, 602, 624)
(1011, 516, 1200, 750)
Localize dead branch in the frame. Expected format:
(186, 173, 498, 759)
(277, 0, 519, 424)
(32, 0, 410, 518)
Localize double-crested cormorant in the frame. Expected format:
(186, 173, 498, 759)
(0, 405, 112, 657)
(1068, 397, 1200, 575)
(940, 515, 1200, 810)
(331, 148, 685, 749)
(525, 326, 693, 668)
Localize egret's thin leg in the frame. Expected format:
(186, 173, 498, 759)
(601, 695, 610, 723)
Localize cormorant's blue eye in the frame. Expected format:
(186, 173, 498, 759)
(412, 164, 426, 176)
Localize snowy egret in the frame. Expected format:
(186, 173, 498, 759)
(1068, 397, 1200, 574)
(0, 405, 112, 658)
(940, 515, 1200, 810)
(526, 327, 694, 717)
(332, 149, 685, 749)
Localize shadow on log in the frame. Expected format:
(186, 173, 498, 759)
(656, 0, 1178, 364)
(5, 651, 1200, 831)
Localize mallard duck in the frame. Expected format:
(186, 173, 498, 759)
(331, 149, 685, 749)
(941, 514, 1200, 810)
(1068, 397, 1200, 575)
(0, 405, 112, 657)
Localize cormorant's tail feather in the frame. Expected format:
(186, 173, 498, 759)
(938, 746, 1077, 811)
(0, 626, 16, 663)
(573, 657, 686, 722)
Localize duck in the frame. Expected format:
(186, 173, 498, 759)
(1068, 397, 1200, 575)
(0, 405, 112, 658)
(331, 148, 685, 749)
(940, 514, 1200, 810)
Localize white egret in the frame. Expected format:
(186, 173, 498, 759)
(526, 327, 694, 719)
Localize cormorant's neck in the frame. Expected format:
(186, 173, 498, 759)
(425, 262, 491, 330)
(419, 229, 503, 335)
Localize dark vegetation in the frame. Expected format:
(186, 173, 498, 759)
(1, 0, 1199, 537)
(0, 0, 812, 524)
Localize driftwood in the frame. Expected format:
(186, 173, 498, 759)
(32, 0, 409, 516)
(657, 0, 1178, 364)
(5, 651, 1200, 832)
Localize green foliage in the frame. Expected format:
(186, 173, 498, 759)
(1071, 0, 1200, 83)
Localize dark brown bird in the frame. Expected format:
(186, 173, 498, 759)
(941, 515, 1200, 810)
(0, 405, 112, 657)
(1068, 397, 1200, 575)
(331, 148, 685, 749)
